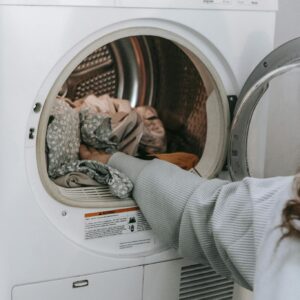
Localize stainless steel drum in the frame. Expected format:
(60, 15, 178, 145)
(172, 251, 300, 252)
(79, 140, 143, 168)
(62, 36, 208, 157)
(39, 35, 225, 208)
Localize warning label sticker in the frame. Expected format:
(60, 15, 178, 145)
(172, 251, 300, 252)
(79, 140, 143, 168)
(84, 207, 151, 240)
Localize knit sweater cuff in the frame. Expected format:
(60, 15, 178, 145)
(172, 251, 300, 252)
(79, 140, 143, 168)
(108, 152, 150, 183)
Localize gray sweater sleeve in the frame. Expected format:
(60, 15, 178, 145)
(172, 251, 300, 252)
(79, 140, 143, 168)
(108, 152, 294, 290)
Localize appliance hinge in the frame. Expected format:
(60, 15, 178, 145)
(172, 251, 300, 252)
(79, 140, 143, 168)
(227, 95, 238, 122)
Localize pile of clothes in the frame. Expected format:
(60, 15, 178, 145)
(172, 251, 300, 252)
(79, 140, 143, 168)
(46, 94, 199, 198)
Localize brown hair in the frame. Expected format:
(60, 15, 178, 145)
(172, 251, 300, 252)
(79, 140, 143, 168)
(281, 174, 300, 239)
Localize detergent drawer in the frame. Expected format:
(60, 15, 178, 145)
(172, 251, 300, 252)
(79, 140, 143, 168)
(12, 266, 143, 300)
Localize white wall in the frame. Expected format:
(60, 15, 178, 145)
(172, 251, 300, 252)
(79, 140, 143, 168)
(263, 1, 300, 177)
(275, 1, 300, 46)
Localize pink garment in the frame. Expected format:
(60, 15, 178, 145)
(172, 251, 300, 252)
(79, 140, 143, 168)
(135, 106, 167, 154)
(66, 95, 167, 155)
(69, 94, 143, 156)
(72, 94, 132, 114)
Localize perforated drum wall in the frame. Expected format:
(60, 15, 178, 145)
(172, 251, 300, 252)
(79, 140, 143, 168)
(61, 36, 207, 157)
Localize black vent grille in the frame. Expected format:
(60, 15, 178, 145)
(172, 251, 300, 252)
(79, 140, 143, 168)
(179, 264, 234, 300)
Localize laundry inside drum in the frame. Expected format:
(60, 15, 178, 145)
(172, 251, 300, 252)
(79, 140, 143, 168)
(42, 36, 213, 207)
(62, 36, 208, 155)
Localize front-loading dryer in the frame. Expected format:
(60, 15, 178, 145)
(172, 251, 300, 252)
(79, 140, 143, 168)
(1, 1, 293, 300)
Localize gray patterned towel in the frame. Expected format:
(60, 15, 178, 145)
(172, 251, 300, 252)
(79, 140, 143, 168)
(46, 98, 133, 198)
(47, 99, 80, 177)
(80, 108, 118, 153)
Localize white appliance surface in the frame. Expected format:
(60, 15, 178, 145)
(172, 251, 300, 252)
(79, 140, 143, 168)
(13, 267, 143, 300)
(0, 1, 278, 299)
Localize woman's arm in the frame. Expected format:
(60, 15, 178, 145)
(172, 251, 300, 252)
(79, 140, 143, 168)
(109, 152, 294, 291)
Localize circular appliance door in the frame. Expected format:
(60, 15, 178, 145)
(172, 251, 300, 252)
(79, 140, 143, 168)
(229, 37, 300, 181)
(27, 27, 232, 257)
(35, 33, 230, 209)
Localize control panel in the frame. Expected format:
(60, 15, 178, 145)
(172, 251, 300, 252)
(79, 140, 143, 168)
(115, 0, 278, 11)
(0, 0, 278, 10)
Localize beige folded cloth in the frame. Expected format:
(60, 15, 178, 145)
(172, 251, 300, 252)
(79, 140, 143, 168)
(53, 172, 100, 188)
(71, 94, 132, 114)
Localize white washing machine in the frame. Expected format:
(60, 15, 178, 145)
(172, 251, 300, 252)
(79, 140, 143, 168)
(1, 0, 293, 299)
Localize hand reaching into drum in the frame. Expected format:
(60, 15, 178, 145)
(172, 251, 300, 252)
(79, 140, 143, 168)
(80, 143, 199, 170)
(148, 152, 199, 170)
(79, 144, 112, 164)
